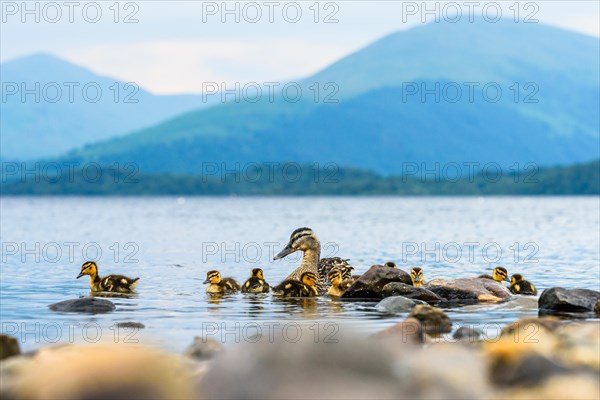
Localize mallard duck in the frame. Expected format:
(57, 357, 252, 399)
(509, 274, 537, 295)
(204, 270, 241, 294)
(241, 268, 270, 293)
(410, 267, 424, 287)
(76, 261, 139, 293)
(273, 227, 351, 293)
(384, 262, 397, 268)
(327, 268, 354, 297)
(478, 267, 509, 283)
(272, 271, 319, 297)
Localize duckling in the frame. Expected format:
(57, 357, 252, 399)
(509, 274, 537, 296)
(241, 268, 270, 293)
(478, 267, 510, 284)
(272, 271, 319, 297)
(204, 270, 241, 294)
(410, 267, 424, 287)
(76, 261, 139, 293)
(327, 268, 354, 297)
(384, 262, 397, 268)
(318, 257, 354, 280)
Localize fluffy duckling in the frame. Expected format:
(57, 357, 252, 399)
(76, 261, 139, 293)
(509, 274, 538, 295)
(384, 262, 397, 268)
(410, 267, 424, 287)
(272, 271, 319, 297)
(478, 267, 509, 283)
(327, 268, 354, 297)
(241, 268, 270, 293)
(204, 270, 241, 294)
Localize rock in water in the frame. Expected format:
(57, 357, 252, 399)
(595, 300, 600, 316)
(453, 326, 483, 342)
(0, 334, 20, 360)
(375, 296, 425, 314)
(372, 317, 428, 345)
(341, 265, 412, 299)
(183, 337, 223, 361)
(115, 322, 145, 329)
(48, 297, 115, 313)
(409, 304, 452, 334)
(538, 287, 600, 314)
(381, 282, 443, 302)
(425, 278, 512, 303)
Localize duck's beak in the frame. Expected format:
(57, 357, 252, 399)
(203, 279, 210, 284)
(76, 272, 84, 279)
(274, 243, 296, 260)
(504, 277, 510, 282)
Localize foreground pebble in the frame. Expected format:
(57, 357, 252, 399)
(408, 304, 452, 334)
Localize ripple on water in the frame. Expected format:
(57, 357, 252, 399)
(1, 197, 598, 352)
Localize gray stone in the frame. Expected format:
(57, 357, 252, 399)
(538, 287, 600, 314)
(341, 265, 412, 299)
(48, 297, 115, 313)
(115, 322, 145, 329)
(375, 296, 426, 314)
(425, 278, 512, 303)
(409, 304, 452, 334)
(382, 282, 443, 302)
(184, 337, 223, 361)
(372, 317, 428, 345)
(453, 326, 482, 342)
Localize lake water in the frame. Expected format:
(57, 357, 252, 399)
(1, 196, 599, 352)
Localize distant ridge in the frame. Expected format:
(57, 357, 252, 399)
(1, 53, 214, 160)
(7, 19, 600, 173)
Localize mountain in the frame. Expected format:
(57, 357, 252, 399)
(53, 20, 600, 173)
(0, 54, 214, 160)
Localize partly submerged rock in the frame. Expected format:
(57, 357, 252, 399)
(48, 297, 115, 313)
(453, 326, 483, 342)
(375, 296, 425, 314)
(341, 265, 412, 299)
(381, 282, 442, 302)
(0, 334, 20, 360)
(184, 337, 223, 361)
(425, 278, 512, 303)
(409, 304, 452, 334)
(538, 287, 600, 314)
(372, 317, 428, 345)
(115, 322, 145, 329)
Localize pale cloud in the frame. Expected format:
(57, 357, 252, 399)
(61, 39, 355, 95)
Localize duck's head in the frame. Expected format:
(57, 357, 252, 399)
(510, 274, 524, 286)
(301, 271, 318, 287)
(410, 267, 423, 286)
(77, 261, 97, 279)
(273, 227, 320, 260)
(251, 268, 264, 279)
(327, 268, 343, 286)
(492, 267, 509, 283)
(384, 262, 396, 268)
(204, 270, 221, 284)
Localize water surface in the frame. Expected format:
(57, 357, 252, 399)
(1, 197, 598, 352)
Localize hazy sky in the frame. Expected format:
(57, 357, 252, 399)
(1, 1, 599, 94)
